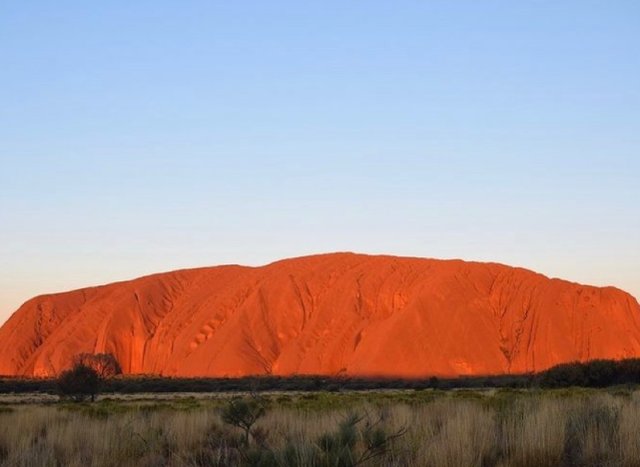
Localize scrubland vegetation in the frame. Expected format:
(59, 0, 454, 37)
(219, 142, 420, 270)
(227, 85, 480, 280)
(2, 359, 640, 466)
(5, 358, 640, 395)
(2, 387, 640, 466)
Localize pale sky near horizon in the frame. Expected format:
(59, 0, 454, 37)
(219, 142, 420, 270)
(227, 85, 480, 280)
(1, 1, 639, 325)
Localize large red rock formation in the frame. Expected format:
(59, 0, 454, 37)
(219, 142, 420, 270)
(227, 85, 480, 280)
(1, 253, 639, 378)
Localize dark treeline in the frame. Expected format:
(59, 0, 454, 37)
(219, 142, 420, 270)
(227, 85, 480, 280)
(3, 358, 640, 394)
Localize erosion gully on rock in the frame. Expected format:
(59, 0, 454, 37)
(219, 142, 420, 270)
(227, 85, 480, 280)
(1, 253, 639, 378)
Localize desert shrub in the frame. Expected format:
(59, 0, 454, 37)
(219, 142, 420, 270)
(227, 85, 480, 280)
(221, 396, 268, 445)
(56, 363, 101, 402)
(314, 411, 406, 466)
(584, 360, 618, 387)
(539, 362, 588, 388)
(539, 359, 640, 388)
(56, 354, 123, 402)
(317, 412, 360, 465)
(0, 377, 57, 394)
(617, 359, 640, 383)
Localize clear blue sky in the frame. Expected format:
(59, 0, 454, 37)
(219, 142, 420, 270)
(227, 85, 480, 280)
(1, 1, 639, 324)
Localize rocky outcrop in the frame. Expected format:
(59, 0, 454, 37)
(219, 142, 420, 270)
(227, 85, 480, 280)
(1, 253, 639, 377)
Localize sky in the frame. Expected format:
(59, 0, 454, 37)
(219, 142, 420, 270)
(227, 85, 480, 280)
(1, 1, 639, 325)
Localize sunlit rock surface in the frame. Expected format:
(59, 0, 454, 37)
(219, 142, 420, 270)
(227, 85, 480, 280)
(1, 253, 639, 378)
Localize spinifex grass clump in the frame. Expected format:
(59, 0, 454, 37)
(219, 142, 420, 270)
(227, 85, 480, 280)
(218, 396, 406, 466)
(314, 411, 406, 466)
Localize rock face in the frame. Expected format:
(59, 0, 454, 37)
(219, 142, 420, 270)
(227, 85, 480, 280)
(1, 253, 639, 378)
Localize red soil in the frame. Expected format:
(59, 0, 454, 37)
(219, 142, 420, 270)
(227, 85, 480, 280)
(1, 253, 639, 378)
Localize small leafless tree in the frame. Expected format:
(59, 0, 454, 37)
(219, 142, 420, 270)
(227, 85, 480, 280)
(73, 353, 122, 378)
